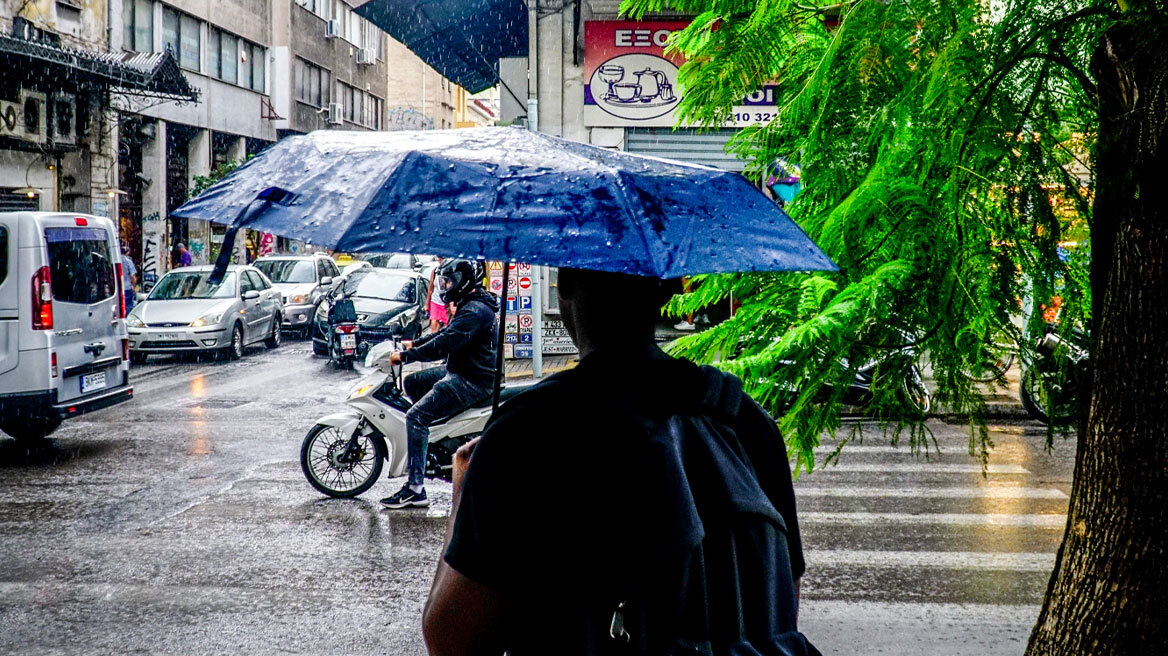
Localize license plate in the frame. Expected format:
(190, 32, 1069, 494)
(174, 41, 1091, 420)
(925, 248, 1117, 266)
(157, 333, 179, 340)
(340, 334, 357, 349)
(81, 371, 106, 393)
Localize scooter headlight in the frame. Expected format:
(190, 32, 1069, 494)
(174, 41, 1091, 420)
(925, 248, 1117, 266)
(348, 382, 376, 400)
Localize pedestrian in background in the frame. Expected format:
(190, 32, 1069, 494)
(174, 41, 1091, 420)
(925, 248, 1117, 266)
(173, 243, 192, 268)
(120, 248, 138, 312)
(426, 257, 450, 333)
(423, 268, 809, 654)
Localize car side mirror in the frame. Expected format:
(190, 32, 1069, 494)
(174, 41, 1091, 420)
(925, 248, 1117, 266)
(320, 276, 334, 287)
(135, 292, 147, 302)
(242, 290, 261, 300)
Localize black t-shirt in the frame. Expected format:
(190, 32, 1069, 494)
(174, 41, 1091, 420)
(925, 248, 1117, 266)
(444, 350, 805, 653)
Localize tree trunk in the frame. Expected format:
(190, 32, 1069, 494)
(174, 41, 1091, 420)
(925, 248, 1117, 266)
(1026, 11, 1168, 655)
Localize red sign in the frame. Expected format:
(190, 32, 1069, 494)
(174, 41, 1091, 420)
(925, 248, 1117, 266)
(519, 314, 534, 329)
(518, 276, 532, 290)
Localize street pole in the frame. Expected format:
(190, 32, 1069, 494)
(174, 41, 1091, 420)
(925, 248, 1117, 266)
(526, 0, 543, 379)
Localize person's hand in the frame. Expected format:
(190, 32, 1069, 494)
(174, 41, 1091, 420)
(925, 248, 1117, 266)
(452, 436, 482, 497)
(389, 351, 403, 365)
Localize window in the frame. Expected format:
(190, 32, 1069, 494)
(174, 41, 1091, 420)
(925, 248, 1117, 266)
(44, 228, 116, 304)
(256, 259, 315, 284)
(295, 58, 330, 107)
(250, 43, 265, 92)
(217, 29, 238, 83)
(316, 259, 331, 281)
(295, 0, 328, 19)
(240, 271, 258, 293)
(123, 0, 153, 52)
(207, 28, 264, 91)
(162, 7, 201, 71)
(365, 95, 382, 129)
(0, 226, 8, 286)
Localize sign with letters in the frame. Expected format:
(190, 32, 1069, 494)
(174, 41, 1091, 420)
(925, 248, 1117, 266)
(584, 21, 776, 128)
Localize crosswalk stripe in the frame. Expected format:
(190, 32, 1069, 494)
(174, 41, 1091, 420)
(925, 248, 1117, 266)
(806, 549, 1056, 571)
(801, 512, 1066, 527)
(808, 463, 1029, 474)
(794, 486, 1067, 499)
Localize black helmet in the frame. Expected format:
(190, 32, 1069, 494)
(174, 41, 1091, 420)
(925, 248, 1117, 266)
(437, 259, 482, 305)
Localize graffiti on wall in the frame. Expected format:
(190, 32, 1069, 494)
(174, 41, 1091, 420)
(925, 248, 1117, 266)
(259, 232, 275, 257)
(189, 239, 206, 261)
(140, 212, 162, 287)
(386, 107, 434, 131)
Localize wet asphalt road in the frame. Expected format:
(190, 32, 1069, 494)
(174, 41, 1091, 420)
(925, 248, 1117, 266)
(0, 342, 1075, 655)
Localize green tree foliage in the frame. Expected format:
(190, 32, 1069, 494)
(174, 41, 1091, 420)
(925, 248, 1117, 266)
(621, 0, 1111, 472)
(189, 158, 248, 201)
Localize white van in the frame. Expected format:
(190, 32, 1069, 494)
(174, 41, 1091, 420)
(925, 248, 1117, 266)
(0, 212, 133, 441)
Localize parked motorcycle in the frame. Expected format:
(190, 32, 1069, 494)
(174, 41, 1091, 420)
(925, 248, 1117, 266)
(771, 339, 931, 416)
(300, 341, 533, 498)
(1020, 325, 1088, 424)
(326, 291, 360, 369)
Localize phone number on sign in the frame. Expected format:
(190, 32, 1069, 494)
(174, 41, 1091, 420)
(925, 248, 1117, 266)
(733, 112, 776, 123)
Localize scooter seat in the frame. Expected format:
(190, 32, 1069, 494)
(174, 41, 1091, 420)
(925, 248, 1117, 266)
(471, 382, 536, 408)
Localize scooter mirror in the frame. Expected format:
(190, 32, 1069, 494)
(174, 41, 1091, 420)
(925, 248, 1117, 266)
(364, 340, 397, 371)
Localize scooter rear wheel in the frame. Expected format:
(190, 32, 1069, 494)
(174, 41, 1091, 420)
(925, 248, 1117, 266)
(300, 423, 385, 498)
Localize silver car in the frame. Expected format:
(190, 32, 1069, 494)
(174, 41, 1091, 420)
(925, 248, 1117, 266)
(253, 254, 340, 335)
(127, 265, 284, 362)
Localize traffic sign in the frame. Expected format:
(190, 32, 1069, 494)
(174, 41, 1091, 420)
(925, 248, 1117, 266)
(490, 277, 503, 293)
(516, 263, 532, 276)
(519, 314, 534, 329)
(506, 296, 517, 312)
(518, 276, 532, 290)
(507, 276, 517, 291)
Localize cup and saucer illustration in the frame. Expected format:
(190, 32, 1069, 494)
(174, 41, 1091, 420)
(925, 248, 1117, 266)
(590, 54, 680, 120)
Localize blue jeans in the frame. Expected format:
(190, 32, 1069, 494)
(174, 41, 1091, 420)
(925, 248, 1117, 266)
(403, 366, 490, 487)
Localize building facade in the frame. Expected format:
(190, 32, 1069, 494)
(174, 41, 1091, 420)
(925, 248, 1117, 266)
(383, 36, 456, 130)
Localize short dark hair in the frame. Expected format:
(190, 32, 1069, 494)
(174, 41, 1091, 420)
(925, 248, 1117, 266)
(558, 268, 681, 345)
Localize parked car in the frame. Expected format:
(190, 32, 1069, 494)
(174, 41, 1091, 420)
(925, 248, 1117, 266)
(127, 265, 283, 362)
(364, 253, 424, 270)
(311, 268, 428, 355)
(253, 253, 340, 336)
(0, 212, 133, 441)
(339, 260, 372, 279)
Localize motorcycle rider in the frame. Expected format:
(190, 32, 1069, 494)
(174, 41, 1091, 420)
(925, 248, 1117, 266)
(380, 259, 498, 509)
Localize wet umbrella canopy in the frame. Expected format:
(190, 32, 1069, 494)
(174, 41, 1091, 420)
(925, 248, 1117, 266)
(171, 127, 836, 279)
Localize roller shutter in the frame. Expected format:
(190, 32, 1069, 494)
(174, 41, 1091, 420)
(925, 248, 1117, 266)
(625, 128, 743, 172)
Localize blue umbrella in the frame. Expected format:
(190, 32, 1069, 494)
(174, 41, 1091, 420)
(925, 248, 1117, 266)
(171, 127, 836, 279)
(353, 0, 526, 94)
(172, 127, 836, 410)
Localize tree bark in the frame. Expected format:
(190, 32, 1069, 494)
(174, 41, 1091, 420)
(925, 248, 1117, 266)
(1026, 10, 1168, 655)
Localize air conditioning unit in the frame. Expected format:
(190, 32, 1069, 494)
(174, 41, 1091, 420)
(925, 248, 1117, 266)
(356, 47, 376, 65)
(326, 19, 342, 38)
(327, 103, 343, 125)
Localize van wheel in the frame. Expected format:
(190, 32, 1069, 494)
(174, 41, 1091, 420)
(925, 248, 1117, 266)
(265, 316, 282, 349)
(1, 419, 62, 441)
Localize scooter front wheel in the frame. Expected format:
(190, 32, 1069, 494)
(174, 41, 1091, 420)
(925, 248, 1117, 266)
(300, 423, 385, 498)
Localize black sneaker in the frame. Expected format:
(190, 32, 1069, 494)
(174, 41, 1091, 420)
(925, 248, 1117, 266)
(380, 486, 429, 509)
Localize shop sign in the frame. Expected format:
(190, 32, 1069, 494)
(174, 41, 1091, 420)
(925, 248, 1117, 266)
(584, 21, 777, 128)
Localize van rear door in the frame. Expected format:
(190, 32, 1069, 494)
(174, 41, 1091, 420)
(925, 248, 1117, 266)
(40, 217, 124, 404)
(0, 215, 17, 376)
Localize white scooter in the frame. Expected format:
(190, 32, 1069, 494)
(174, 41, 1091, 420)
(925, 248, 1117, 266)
(300, 340, 533, 498)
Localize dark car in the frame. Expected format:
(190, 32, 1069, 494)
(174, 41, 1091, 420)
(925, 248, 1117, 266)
(311, 268, 428, 355)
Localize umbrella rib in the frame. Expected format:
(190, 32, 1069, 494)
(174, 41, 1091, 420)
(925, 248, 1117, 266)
(609, 169, 667, 279)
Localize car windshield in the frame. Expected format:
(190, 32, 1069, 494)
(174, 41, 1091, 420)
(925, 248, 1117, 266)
(255, 259, 315, 283)
(341, 271, 415, 303)
(148, 271, 237, 300)
(367, 254, 413, 269)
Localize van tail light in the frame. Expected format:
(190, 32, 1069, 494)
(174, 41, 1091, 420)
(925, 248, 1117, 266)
(32, 266, 53, 330)
(121, 338, 130, 361)
(51, 352, 58, 378)
(115, 261, 126, 318)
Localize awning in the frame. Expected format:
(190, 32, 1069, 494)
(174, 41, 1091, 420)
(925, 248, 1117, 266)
(356, 0, 527, 94)
(0, 34, 199, 102)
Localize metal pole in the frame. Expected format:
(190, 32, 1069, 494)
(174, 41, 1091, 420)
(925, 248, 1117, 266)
(492, 264, 510, 413)
(526, 1, 544, 378)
